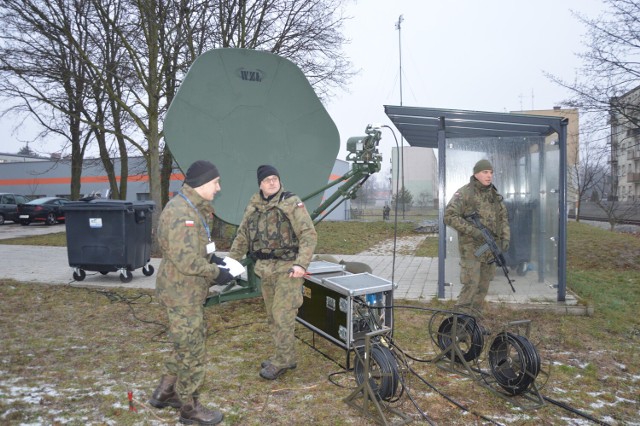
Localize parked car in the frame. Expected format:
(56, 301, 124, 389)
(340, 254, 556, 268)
(18, 197, 70, 226)
(0, 193, 28, 225)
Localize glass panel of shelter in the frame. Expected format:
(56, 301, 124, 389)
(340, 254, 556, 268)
(443, 135, 560, 300)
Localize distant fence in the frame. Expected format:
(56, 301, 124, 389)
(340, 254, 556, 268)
(349, 206, 438, 222)
(568, 202, 640, 223)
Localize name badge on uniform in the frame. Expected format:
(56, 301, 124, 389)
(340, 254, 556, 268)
(206, 242, 216, 254)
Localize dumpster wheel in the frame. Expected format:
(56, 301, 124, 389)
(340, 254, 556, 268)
(73, 268, 86, 282)
(142, 264, 155, 276)
(120, 270, 133, 283)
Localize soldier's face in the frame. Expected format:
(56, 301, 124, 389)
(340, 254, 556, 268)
(197, 177, 221, 201)
(260, 175, 280, 197)
(474, 169, 493, 186)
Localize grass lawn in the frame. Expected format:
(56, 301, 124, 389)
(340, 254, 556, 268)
(0, 220, 638, 425)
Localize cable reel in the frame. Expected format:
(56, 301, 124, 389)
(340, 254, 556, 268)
(488, 332, 540, 395)
(431, 314, 485, 363)
(353, 343, 400, 402)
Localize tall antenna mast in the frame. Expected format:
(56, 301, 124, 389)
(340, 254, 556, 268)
(396, 15, 404, 107)
(395, 15, 406, 218)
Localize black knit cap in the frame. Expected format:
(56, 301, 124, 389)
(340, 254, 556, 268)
(184, 160, 220, 188)
(257, 164, 279, 184)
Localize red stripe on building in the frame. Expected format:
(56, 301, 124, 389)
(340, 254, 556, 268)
(0, 173, 186, 186)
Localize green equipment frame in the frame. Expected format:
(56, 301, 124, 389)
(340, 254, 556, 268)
(204, 125, 383, 306)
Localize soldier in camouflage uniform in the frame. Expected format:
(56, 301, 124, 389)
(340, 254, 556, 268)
(228, 165, 317, 380)
(444, 159, 510, 314)
(149, 160, 234, 426)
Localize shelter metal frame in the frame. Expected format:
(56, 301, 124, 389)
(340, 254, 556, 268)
(384, 106, 568, 302)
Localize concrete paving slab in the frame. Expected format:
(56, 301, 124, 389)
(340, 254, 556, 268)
(0, 223, 584, 313)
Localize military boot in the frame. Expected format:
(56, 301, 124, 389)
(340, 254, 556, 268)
(149, 375, 182, 409)
(259, 362, 297, 380)
(179, 397, 223, 425)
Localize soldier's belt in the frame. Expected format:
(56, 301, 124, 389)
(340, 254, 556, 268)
(250, 249, 297, 261)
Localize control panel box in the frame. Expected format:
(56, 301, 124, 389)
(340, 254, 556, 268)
(297, 261, 394, 350)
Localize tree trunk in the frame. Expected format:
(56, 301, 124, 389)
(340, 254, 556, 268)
(161, 146, 174, 208)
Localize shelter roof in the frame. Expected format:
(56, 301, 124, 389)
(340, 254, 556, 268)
(384, 105, 567, 148)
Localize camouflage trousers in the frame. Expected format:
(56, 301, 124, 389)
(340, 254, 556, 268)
(164, 304, 207, 401)
(456, 258, 496, 314)
(260, 270, 304, 368)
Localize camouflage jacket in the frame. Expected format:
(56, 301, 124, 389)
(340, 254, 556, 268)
(444, 176, 510, 261)
(156, 184, 224, 307)
(229, 186, 317, 275)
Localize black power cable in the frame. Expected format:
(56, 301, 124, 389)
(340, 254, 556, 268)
(353, 343, 399, 402)
(542, 396, 612, 426)
(488, 332, 540, 395)
(435, 314, 485, 363)
(66, 282, 168, 333)
(306, 298, 613, 424)
(389, 339, 504, 426)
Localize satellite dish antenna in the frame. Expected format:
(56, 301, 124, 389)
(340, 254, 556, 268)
(164, 48, 340, 225)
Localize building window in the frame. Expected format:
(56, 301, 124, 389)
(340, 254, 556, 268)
(626, 127, 640, 138)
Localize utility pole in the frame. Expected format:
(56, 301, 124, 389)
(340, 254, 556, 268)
(395, 14, 406, 218)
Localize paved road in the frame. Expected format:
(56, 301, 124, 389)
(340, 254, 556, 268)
(0, 222, 582, 312)
(0, 221, 67, 239)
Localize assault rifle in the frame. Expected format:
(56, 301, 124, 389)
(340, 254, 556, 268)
(465, 211, 515, 293)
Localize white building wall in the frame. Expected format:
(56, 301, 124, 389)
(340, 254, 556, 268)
(391, 146, 438, 208)
(611, 85, 640, 201)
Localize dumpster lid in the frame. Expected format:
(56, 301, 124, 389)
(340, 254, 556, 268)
(63, 200, 155, 211)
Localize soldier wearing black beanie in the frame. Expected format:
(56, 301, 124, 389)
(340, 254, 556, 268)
(228, 162, 318, 381)
(257, 164, 280, 184)
(152, 158, 228, 424)
(185, 160, 220, 188)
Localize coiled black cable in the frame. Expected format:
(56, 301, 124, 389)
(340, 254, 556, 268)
(353, 343, 399, 401)
(434, 314, 485, 363)
(488, 332, 539, 395)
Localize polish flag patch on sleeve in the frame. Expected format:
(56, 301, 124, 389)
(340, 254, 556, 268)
(185, 220, 195, 227)
(297, 202, 304, 208)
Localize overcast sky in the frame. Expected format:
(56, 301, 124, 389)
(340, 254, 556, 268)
(326, 0, 605, 168)
(1, 0, 605, 162)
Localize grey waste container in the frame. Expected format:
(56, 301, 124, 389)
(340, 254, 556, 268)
(504, 200, 536, 276)
(63, 200, 155, 283)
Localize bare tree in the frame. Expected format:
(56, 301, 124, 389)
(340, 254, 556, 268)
(547, 0, 640, 225)
(592, 176, 640, 230)
(1, 0, 354, 247)
(0, 0, 95, 200)
(569, 119, 610, 221)
(215, 0, 353, 99)
(548, 0, 640, 124)
(416, 190, 430, 209)
(355, 176, 376, 209)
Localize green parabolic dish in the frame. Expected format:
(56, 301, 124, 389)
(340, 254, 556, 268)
(164, 48, 340, 226)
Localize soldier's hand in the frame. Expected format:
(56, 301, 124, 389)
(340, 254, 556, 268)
(501, 240, 510, 252)
(288, 265, 306, 278)
(213, 267, 234, 286)
(209, 253, 226, 266)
